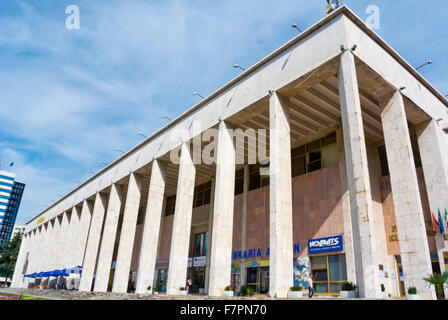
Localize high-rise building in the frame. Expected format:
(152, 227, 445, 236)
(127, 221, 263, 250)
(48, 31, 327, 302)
(0, 170, 25, 244)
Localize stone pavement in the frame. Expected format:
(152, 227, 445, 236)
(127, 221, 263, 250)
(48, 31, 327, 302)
(0, 287, 400, 300)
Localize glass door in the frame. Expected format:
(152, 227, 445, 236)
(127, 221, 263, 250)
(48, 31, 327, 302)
(260, 267, 269, 294)
(246, 267, 259, 293)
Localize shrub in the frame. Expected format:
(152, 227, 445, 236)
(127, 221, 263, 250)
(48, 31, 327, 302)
(240, 285, 248, 296)
(423, 272, 448, 300)
(147, 285, 152, 291)
(381, 284, 385, 292)
(407, 287, 417, 295)
(341, 282, 356, 291)
(289, 286, 303, 292)
(225, 286, 232, 291)
(240, 285, 254, 296)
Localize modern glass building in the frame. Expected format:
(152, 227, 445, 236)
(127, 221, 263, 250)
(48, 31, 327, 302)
(0, 170, 25, 244)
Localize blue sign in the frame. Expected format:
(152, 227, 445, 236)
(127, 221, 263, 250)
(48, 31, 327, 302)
(308, 235, 343, 254)
(232, 243, 300, 260)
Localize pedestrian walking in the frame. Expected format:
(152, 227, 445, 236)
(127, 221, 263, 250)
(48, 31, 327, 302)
(308, 274, 315, 298)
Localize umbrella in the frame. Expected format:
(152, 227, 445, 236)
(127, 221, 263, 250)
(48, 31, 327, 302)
(66, 266, 83, 274)
(56, 269, 69, 277)
(49, 270, 59, 277)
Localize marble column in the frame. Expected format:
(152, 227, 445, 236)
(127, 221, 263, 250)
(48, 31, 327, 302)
(208, 120, 236, 296)
(51, 216, 63, 270)
(166, 142, 196, 295)
(58, 211, 71, 268)
(135, 160, 167, 294)
(94, 183, 123, 292)
(381, 91, 436, 300)
(337, 127, 357, 283)
(269, 92, 294, 298)
(112, 173, 142, 293)
(79, 192, 108, 292)
(204, 177, 215, 295)
(11, 233, 30, 288)
(416, 119, 448, 297)
(339, 50, 381, 298)
(74, 200, 93, 267)
(66, 205, 82, 267)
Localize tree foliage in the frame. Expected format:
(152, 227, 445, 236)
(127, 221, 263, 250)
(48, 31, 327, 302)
(0, 232, 22, 280)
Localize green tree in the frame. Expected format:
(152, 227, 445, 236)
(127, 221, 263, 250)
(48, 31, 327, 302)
(0, 232, 22, 285)
(423, 272, 448, 300)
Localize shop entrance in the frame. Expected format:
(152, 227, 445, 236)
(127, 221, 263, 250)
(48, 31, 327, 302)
(395, 256, 405, 297)
(191, 267, 206, 294)
(246, 266, 269, 294)
(156, 269, 168, 293)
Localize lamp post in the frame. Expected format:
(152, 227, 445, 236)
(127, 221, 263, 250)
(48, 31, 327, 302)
(233, 64, 246, 71)
(291, 24, 302, 33)
(415, 60, 433, 70)
(193, 92, 205, 99)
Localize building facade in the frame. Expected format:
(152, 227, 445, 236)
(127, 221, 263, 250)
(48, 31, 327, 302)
(11, 6, 448, 299)
(11, 225, 25, 240)
(0, 170, 25, 244)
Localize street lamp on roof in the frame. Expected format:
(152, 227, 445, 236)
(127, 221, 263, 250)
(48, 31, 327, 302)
(193, 92, 205, 99)
(291, 24, 302, 33)
(233, 64, 246, 71)
(415, 60, 433, 70)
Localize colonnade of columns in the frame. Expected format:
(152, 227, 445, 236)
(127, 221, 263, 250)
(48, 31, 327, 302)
(11, 51, 447, 300)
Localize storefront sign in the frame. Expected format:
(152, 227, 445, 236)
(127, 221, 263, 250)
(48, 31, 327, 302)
(193, 256, 206, 267)
(308, 235, 343, 254)
(232, 243, 300, 260)
(188, 257, 192, 267)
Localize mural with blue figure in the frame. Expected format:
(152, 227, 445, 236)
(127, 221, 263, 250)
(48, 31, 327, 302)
(293, 256, 310, 288)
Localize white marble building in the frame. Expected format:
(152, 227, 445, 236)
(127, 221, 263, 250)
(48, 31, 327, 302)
(11, 6, 448, 299)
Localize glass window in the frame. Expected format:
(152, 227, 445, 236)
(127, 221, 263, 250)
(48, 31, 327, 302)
(249, 165, 261, 191)
(328, 254, 347, 281)
(234, 169, 244, 195)
(193, 181, 211, 208)
(165, 195, 176, 216)
(311, 254, 347, 294)
(291, 132, 335, 178)
(194, 232, 208, 257)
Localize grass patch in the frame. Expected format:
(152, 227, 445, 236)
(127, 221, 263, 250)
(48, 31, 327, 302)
(0, 292, 48, 300)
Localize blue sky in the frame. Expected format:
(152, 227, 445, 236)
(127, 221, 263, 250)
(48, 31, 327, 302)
(1, 0, 447, 225)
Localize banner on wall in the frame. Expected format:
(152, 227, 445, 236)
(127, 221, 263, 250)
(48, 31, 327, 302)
(308, 235, 343, 254)
(193, 256, 206, 267)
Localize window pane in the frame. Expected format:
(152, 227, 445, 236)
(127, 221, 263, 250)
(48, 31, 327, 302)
(378, 145, 389, 176)
(308, 160, 321, 173)
(330, 282, 343, 293)
(313, 270, 328, 281)
(308, 150, 321, 163)
(311, 256, 327, 270)
(235, 177, 244, 195)
(292, 155, 306, 177)
(306, 140, 321, 152)
(315, 283, 329, 293)
(203, 188, 211, 204)
(328, 254, 347, 281)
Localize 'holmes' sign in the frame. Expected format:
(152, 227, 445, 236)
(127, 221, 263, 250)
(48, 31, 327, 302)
(308, 235, 343, 254)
